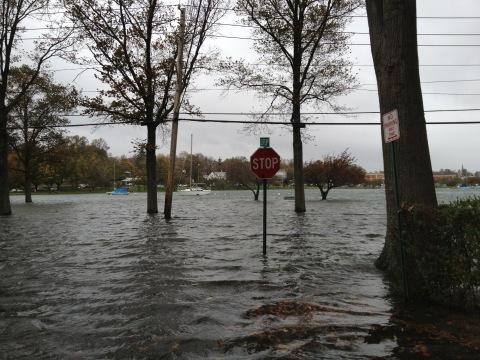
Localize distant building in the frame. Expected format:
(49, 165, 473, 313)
(204, 171, 227, 181)
(433, 174, 457, 182)
(275, 170, 288, 180)
(121, 177, 141, 186)
(365, 171, 384, 182)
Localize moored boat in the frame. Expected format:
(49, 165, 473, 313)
(178, 134, 211, 196)
(107, 160, 129, 195)
(178, 187, 211, 196)
(107, 187, 129, 195)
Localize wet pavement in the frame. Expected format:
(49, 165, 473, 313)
(1, 188, 479, 359)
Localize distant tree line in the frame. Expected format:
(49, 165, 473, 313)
(8, 139, 368, 201)
(7, 139, 287, 196)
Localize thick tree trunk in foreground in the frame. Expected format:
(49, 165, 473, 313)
(146, 124, 158, 213)
(0, 110, 11, 215)
(366, 0, 437, 288)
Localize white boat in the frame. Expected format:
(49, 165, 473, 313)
(177, 134, 211, 196)
(106, 160, 129, 195)
(178, 187, 211, 196)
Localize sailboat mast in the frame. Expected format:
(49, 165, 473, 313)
(190, 134, 193, 189)
(113, 160, 116, 190)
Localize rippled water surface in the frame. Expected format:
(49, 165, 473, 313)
(1, 188, 479, 359)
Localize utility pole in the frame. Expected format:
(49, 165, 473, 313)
(164, 8, 185, 220)
(189, 133, 193, 189)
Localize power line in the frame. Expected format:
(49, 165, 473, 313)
(202, 34, 480, 46)
(20, 32, 480, 47)
(27, 5, 480, 19)
(46, 64, 480, 74)
(9, 118, 480, 130)
(50, 67, 96, 72)
(353, 89, 480, 96)
(18, 22, 480, 37)
(362, 78, 480, 86)
(184, 87, 480, 96)
(422, 78, 480, 83)
(75, 78, 480, 94)
(178, 118, 480, 125)
(215, 23, 480, 36)
(78, 86, 480, 92)
(6, 121, 133, 130)
(185, 108, 480, 115)
(162, 4, 480, 19)
(22, 108, 480, 118)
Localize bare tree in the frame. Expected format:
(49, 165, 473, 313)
(221, 0, 361, 213)
(64, 0, 227, 214)
(366, 0, 437, 291)
(0, 0, 74, 215)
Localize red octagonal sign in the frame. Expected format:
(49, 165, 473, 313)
(250, 147, 281, 179)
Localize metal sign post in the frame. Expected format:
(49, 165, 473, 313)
(263, 178, 267, 255)
(382, 109, 408, 300)
(250, 138, 280, 256)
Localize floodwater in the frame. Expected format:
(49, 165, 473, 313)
(0, 188, 479, 359)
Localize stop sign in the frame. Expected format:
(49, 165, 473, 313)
(250, 147, 281, 179)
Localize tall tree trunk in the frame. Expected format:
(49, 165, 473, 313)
(146, 124, 158, 213)
(0, 111, 11, 215)
(291, 8, 306, 213)
(24, 152, 32, 203)
(292, 62, 306, 212)
(366, 0, 437, 287)
(292, 124, 306, 212)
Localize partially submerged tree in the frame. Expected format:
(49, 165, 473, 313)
(224, 156, 261, 200)
(7, 66, 77, 203)
(0, 0, 74, 215)
(304, 150, 365, 200)
(222, 0, 362, 213)
(366, 0, 437, 292)
(64, 0, 226, 214)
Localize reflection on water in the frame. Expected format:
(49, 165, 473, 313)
(0, 188, 479, 359)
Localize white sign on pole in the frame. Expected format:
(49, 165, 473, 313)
(382, 109, 400, 143)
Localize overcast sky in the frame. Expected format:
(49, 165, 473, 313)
(27, 0, 480, 171)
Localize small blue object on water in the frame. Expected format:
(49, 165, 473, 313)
(107, 187, 129, 195)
